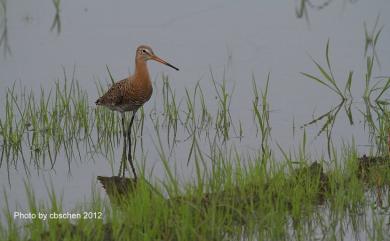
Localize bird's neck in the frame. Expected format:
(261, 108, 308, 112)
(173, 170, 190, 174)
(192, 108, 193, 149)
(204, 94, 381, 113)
(133, 58, 150, 82)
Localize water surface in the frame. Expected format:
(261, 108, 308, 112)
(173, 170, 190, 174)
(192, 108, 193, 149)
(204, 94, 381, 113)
(0, 0, 390, 238)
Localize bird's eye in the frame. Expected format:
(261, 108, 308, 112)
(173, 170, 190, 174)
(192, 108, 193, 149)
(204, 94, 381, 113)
(142, 49, 147, 53)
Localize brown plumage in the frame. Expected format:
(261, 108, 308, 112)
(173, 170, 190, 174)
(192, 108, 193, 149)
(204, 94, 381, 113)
(96, 45, 179, 179)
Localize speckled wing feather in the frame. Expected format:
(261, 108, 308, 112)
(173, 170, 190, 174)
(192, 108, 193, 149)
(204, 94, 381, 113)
(95, 78, 127, 107)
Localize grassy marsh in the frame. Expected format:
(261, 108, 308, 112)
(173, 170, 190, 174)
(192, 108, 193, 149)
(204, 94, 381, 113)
(1, 18, 390, 241)
(1, 67, 389, 240)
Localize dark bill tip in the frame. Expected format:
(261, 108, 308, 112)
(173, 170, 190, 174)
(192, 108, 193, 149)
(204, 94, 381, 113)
(166, 63, 179, 71)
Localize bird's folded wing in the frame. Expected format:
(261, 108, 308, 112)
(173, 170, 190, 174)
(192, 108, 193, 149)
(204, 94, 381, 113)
(96, 79, 127, 106)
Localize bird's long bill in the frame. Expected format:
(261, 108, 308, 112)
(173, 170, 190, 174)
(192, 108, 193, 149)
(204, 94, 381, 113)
(152, 55, 179, 71)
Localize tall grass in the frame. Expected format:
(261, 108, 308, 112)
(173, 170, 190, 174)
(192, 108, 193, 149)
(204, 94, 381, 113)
(252, 73, 271, 162)
(302, 22, 389, 157)
(210, 68, 234, 141)
(0, 68, 119, 175)
(50, 0, 61, 34)
(0, 0, 11, 56)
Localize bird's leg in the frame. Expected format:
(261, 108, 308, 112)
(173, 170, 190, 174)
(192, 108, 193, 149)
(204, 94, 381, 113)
(127, 112, 137, 180)
(118, 113, 127, 177)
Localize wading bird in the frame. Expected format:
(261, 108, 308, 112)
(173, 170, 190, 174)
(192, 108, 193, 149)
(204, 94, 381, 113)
(96, 45, 179, 180)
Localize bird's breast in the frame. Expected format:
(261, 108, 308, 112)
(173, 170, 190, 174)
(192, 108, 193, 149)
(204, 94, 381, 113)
(127, 81, 153, 105)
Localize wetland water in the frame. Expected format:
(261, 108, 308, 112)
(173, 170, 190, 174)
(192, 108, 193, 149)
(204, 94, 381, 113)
(1, 0, 390, 240)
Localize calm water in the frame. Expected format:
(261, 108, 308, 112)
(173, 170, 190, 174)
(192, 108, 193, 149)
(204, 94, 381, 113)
(1, 0, 390, 238)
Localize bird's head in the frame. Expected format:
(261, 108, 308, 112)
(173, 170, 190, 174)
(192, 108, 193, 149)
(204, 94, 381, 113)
(136, 45, 179, 71)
